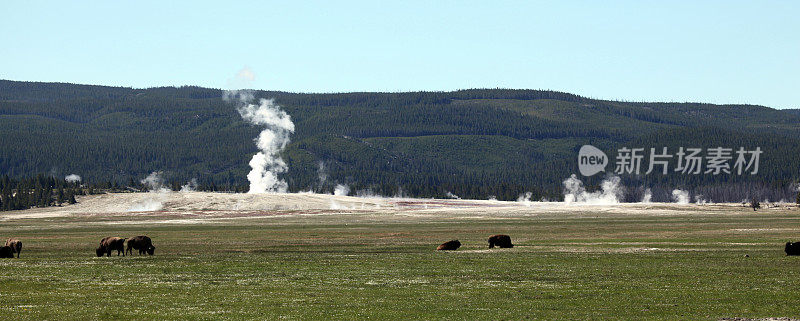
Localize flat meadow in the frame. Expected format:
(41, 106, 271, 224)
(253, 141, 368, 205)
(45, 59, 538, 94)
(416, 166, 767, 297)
(1, 193, 799, 320)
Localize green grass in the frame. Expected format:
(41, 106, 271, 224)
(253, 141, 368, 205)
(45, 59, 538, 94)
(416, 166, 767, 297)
(2, 208, 800, 320)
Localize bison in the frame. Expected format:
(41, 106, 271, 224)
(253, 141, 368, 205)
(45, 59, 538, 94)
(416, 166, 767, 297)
(437, 240, 461, 251)
(785, 242, 800, 256)
(0, 246, 13, 258)
(488, 234, 513, 248)
(5, 238, 22, 258)
(96, 237, 126, 257)
(126, 236, 155, 256)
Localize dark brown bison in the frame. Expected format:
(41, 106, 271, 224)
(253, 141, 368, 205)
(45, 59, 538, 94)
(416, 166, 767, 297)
(96, 237, 126, 257)
(488, 234, 513, 248)
(5, 238, 22, 258)
(437, 240, 461, 251)
(785, 242, 800, 256)
(0, 246, 13, 258)
(126, 236, 155, 255)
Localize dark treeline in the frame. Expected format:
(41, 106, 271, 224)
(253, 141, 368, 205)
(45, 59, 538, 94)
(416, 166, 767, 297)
(0, 175, 83, 211)
(1, 80, 800, 203)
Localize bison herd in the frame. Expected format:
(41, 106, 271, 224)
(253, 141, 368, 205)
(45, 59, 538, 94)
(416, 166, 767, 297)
(436, 236, 800, 256)
(0, 236, 154, 259)
(95, 235, 156, 257)
(3, 235, 800, 257)
(436, 234, 514, 251)
(1, 238, 22, 258)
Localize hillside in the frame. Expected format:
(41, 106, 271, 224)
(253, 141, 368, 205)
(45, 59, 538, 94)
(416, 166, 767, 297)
(1, 80, 798, 202)
(784, 109, 800, 117)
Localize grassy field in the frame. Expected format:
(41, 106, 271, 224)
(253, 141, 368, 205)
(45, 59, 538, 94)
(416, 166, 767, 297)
(2, 203, 800, 320)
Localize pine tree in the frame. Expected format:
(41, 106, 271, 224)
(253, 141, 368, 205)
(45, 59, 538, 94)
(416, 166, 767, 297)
(796, 192, 800, 208)
(67, 190, 77, 204)
(57, 188, 65, 205)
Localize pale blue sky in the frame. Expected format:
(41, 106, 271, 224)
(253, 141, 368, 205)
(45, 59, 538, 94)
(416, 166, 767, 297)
(1, 1, 798, 108)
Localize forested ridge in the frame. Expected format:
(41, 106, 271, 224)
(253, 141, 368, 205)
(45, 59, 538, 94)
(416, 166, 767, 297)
(0, 175, 81, 211)
(1, 79, 799, 202)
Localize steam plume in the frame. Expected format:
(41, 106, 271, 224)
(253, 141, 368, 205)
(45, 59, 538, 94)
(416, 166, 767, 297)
(694, 194, 710, 205)
(517, 192, 533, 206)
(641, 188, 653, 203)
(445, 191, 461, 199)
(181, 179, 198, 192)
(225, 66, 256, 91)
(671, 189, 690, 204)
(140, 171, 164, 190)
(128, 171, 170, 212)
(317, 161, 328, 186)
(65, 174, 81, 183)
(334, 184, 350, 196)
(225, 69, 295, 194)
(562, 174, 622, 204)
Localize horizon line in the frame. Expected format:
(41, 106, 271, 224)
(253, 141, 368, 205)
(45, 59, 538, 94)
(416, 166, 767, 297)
(1, 77, 795, 110)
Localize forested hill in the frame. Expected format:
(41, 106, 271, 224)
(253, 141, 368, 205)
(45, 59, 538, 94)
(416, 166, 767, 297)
(1, 79, 799, 202)
(784, 109, 800, 117)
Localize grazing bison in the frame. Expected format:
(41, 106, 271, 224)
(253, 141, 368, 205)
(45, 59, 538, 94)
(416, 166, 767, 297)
(126, 236, 155, 256)
(0, 246, 13, 258)
(488, 234, 513, 248)
(437, 240, 461, 251)
(5, 238, 22, 258)
(96, 237, 126, 257)
(785, 242, 800, 256)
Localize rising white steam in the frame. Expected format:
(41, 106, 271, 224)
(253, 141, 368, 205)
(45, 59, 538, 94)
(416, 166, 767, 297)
(229, 93, 295, 194)
(445, 191, 461, 199)
(329, 200, 348, 210)
(140, 171, 164, 190)
(224, 68, 295, 194)
(330, 184, 352, 209)
(671, 189, 690, 204)
(641, 188, 653, 203)
(517, 192, 533, 206)
(128, 197, 165, 212)
(334, 184, 350, 196)
(65, 174, 81, 183)
(128, 171, 171, 212)
(317, 161, 328, 186)
(225, 66, 256, 91)
(355, 189, 380, 198)
(695, 194, 709, 205)
(562, 174, 622, 204)
(180, 179, 198, 192)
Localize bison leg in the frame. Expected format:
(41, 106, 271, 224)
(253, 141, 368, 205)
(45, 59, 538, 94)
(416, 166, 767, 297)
(488, 241, 495, 249)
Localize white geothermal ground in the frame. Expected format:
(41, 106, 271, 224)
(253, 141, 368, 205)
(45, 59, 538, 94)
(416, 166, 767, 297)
(1, 192, 796, 224)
